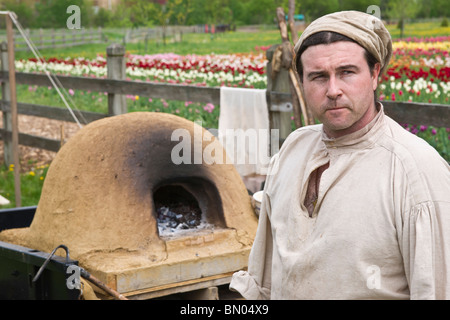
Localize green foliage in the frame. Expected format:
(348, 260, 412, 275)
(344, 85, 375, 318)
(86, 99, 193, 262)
(0, 0, 35, 28)
(1, 0, 449, 29)
(170, 0, 194, 25)
(93, 7, 112, 27)
(34, 0, 91, 28)
(0, 164, 49, 208)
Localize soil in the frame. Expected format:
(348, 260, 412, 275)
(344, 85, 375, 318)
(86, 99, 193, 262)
(0, 113, 81, 172)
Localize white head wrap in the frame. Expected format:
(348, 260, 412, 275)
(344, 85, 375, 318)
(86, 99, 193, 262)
(294, 11, 393, 74)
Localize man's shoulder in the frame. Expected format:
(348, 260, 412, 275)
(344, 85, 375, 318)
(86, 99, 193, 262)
(382, 116, 445, 165)
(380, 116, 449, 188)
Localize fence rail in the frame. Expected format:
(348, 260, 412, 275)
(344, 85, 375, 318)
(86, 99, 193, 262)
(0, 24, 221, 51)
(0, 43, 449, 159)
(1, 69, 449, 153)
(122, 25, 206, 44)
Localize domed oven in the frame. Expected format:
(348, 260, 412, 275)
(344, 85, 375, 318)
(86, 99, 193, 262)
(0, 112, 258, 299)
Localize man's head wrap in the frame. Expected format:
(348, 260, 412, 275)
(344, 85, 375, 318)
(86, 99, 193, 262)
(293, 11, 393, 75)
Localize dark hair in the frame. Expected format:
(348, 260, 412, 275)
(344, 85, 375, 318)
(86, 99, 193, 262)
(295, 31, 379, 104)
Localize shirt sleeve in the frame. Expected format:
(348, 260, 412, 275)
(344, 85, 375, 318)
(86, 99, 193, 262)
(401, 200, 450, 299)
(229, 189, 273, 299)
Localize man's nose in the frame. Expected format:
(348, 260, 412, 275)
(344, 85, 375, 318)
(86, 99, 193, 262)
(326, 77, 343, 100)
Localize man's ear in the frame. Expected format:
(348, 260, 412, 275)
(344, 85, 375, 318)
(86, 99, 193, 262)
(372, 62, 381, 91)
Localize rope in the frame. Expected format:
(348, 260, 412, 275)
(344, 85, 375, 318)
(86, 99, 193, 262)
(4, 11, 87, 128)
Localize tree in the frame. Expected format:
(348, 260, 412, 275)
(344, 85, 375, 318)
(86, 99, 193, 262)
(146, 1, 177, 44)
(169, 0, 194, 25)
(229, 0, 246, 25)
(109, 1, 133, 28)
(244, 0, 278, 24)
(386, 0, 421, 38)
(1, 0, 35, 28)
(33, 0, 92, 29)
(299, 0, 339, 21)
(338, 0, 381, 13)
(93, 7, 112, 27)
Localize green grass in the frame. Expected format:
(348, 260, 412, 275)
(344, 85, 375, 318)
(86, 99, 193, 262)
(127, 29, 282, 56)
(18, 84, 109, 113)
(15, 28, 282, 60)
(386, 21, 450, 39)
(0, 164, 49, 209)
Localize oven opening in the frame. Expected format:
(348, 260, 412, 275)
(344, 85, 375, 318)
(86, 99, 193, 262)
(153, 179, 225, 238)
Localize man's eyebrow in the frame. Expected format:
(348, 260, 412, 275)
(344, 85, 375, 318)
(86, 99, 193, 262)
(306, 64, 360, 79)
(306, 70, 327, 80)
(336, 64, 360, 71)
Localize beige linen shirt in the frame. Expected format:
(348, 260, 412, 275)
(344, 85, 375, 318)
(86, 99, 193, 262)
(230, 105, 450, 299)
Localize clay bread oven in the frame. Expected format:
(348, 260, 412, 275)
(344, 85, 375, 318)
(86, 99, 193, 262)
(0, 112, 258, 298)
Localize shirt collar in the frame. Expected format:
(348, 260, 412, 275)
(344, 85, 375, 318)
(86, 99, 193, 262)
(321, 103, 386, 152)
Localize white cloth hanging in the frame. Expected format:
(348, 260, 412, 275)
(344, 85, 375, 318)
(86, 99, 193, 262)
(218, 86, 271, 177)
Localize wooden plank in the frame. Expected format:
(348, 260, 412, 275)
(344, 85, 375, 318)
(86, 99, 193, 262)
(0, 42, 13, 166)
(123, 272, 233, 300)
(15, 38, 102, 46)
(6, 13, 21, 207)
(0, 129, 61, 152)
(383, 101, 450, 128)
(1, 71, 222, 105)
(14, 41, 104, 51)
(0, 101, 107, 123)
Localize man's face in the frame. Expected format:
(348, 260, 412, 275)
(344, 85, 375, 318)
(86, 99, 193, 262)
(300, 41, 381, 138)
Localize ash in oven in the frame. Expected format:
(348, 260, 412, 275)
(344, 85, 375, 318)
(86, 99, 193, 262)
(154, 185, 211, 236)
(157, 204, 202, 231)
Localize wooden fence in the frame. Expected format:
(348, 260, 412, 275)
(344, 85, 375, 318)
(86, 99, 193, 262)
(122, 25, 206, 44)
(0, 24, 219, 52)
(0, 28, 106, 51)
(0, 43, 449, 162)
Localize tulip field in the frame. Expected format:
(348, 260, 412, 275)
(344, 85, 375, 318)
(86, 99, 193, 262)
(15, 51, 269, 128)
(379, 36, 450, 160)
(14, 31, 450, 162)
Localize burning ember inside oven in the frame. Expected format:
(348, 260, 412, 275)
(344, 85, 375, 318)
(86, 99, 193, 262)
(155, 185, 212, 236)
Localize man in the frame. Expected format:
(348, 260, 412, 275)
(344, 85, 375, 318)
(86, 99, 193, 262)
(229, 11, 450, 299)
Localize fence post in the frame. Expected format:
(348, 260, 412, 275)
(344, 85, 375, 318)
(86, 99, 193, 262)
(0, 41, 13, 166)
(5, 14, 21, 207)
(107, 43, 127, 116)
(51, 28, 55, 49)
(266, 44, 293, 147)
(39, 28, 43, 47)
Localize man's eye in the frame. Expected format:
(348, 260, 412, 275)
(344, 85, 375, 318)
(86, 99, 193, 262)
(312, 75, 326, 80)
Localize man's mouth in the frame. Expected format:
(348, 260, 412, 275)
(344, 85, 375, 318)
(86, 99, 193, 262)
(326, 106, 347, 111)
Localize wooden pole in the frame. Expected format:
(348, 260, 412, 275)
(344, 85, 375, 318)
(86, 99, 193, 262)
(275, 7, 312, 127)
(5, 12, 21, 207)
(107, 43, 127, 116)
(288, 0, 299, 44)
(1, 42, 13, 167)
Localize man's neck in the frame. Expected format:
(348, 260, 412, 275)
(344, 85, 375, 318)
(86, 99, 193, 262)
(324, 103, 380, 139)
